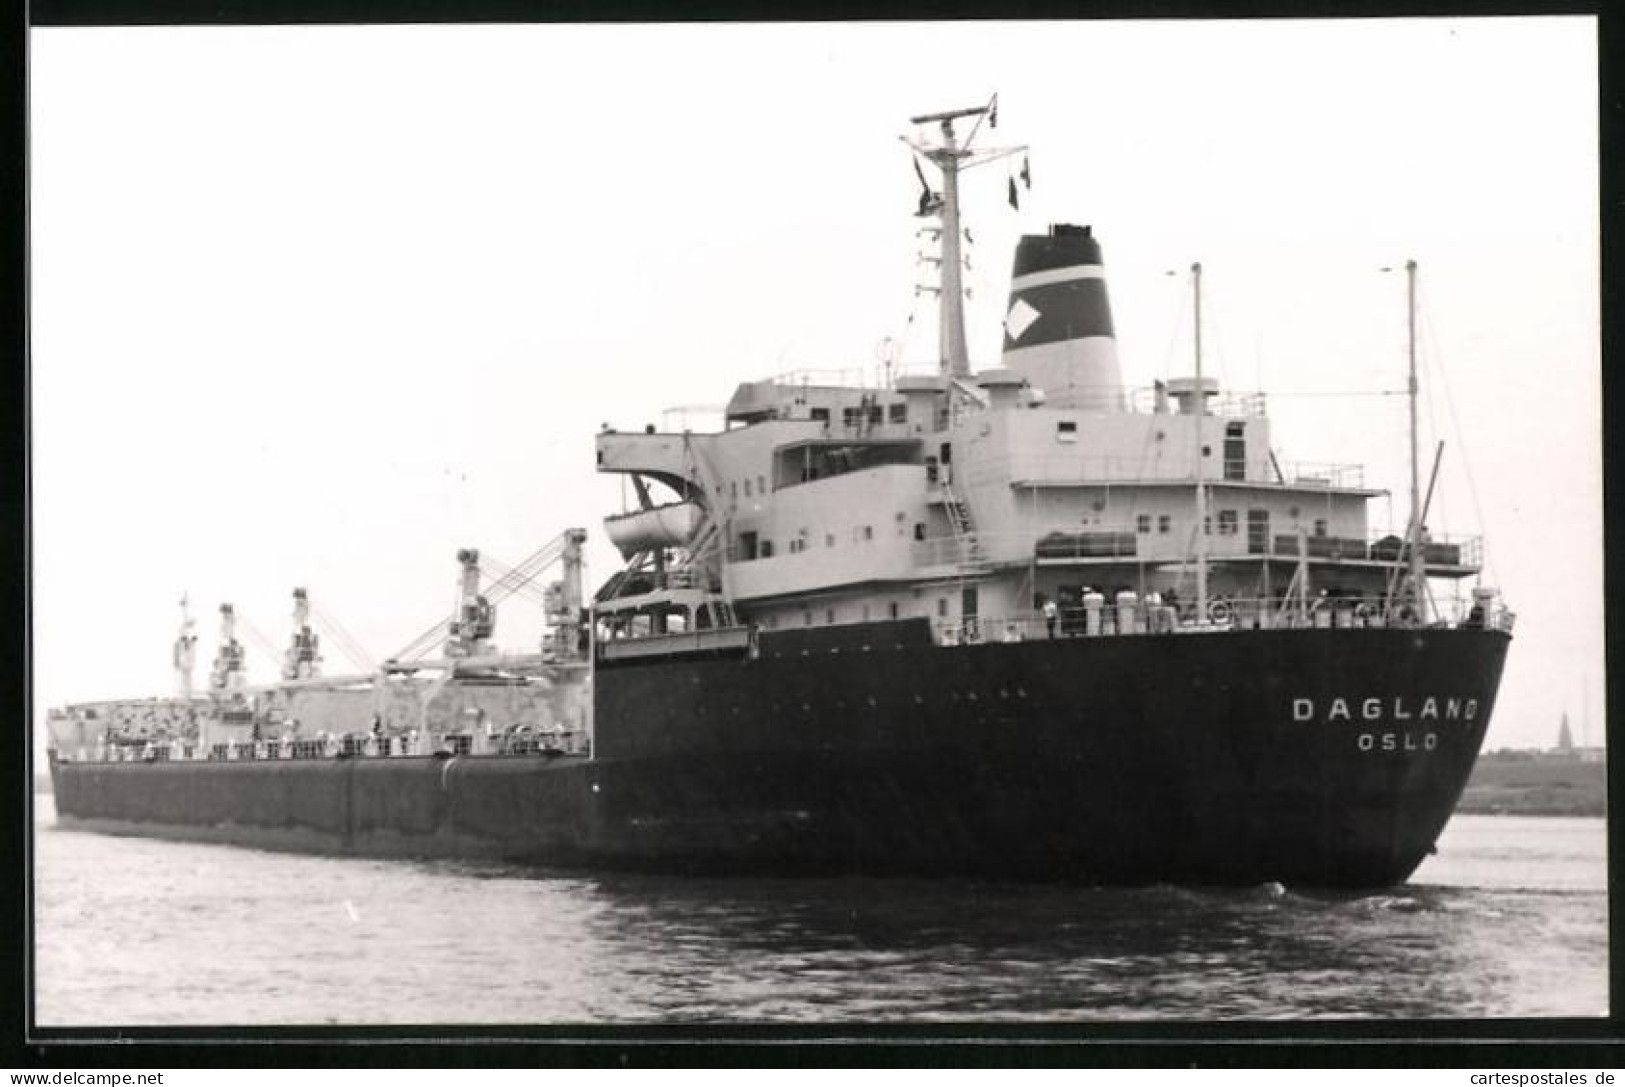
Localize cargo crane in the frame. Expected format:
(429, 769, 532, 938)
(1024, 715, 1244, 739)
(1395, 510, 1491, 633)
(446, 550, 497, 659)
(208, 604, 247, 692)
(387, 529, 589, 672)
(282, 588, 323, 681)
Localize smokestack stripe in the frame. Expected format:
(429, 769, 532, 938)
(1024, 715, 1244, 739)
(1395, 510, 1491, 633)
(1011, 264, 1107, 291)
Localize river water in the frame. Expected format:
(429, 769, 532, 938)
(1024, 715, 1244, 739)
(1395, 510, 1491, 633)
(31, 798, 1607, 1025)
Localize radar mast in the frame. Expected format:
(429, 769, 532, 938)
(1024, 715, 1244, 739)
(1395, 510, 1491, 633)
(903, 98, 1026, 378)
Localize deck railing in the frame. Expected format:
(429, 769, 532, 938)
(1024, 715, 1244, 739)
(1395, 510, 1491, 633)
(1125, 387, 1269, 417)
(597, 625, 754, 661)
(1276, 461, 1367, 489)
(939, 594, 1514, 646)
(906, 526, 1481, 570)
(71, 729, 590, 765)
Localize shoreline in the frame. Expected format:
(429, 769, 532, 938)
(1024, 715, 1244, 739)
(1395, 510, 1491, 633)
(1456, 755, 1606, 818)
(1453, 799, 1606, 817)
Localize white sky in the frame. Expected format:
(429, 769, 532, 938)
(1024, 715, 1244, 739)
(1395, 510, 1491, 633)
(29, 18, 1601, 750)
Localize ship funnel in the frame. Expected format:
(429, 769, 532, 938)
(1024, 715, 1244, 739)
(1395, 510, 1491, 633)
(1000, 224, 1125, 412)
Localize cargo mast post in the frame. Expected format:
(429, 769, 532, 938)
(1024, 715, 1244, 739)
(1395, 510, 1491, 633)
(1192, 261, 1209, 621)
(1404, 259, 1427, 623)
(172, 596, 197, 701)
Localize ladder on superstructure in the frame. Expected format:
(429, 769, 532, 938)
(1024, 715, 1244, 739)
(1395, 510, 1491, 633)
(938, 480, 986, 567)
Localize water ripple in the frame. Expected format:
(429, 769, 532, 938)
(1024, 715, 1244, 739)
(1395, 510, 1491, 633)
(33, 802, 1607, 1025)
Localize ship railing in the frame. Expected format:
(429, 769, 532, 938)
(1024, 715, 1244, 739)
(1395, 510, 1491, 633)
(1275, 461, 1367, 490)
(1126, 387, 1269, 418)
(913, 526, 1480, 569)
(1360, 528, 1483, 569)
(979, 452, 1369, 489)
(77, 728, 601, 764)
(936, 594, 1514, 646)
(597, 624, 755, 662)
(916, 529, 1142, 567)
(770, 366, 880, 390)
(495, 730, 588, 756)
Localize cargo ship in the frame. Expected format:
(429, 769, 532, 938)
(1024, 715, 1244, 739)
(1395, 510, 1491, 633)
(45, 102, 1514, 888)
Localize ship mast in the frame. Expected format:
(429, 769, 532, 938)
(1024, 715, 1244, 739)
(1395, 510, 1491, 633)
(1403, 258, 1427, 624)
(172, 595, 197, 700)
(935, 118, 969, 376)
(1192, 262, 1209, 620)
(904, 100, 1024, 378)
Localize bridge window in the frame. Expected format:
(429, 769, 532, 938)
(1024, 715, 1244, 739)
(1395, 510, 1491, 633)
(826, 608, 836, 624)
(1056, 421, 1078, 443)
(914, 522, 926, 540)
(889, 403, 907, 423)
(739, 531, 759, 560)
(1218, 510, 1238, 535)
(1314, 519, 1328, 537)
(1224, 422, 1246, 481)
(889, 602, 899, 619)
(1247, 509, 1271, 555)
(1136, 514, 1151, 534)
(810, 407, 830, 425)
(758, 475, 766, 493)
(761, 540, 774, 558)
(777, 440, 920, 489)
(1158, 515, 1171, 534)
(744, 479, 753, 497)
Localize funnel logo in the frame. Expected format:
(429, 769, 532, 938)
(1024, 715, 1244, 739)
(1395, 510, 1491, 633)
(1005, 298, 1041, 340)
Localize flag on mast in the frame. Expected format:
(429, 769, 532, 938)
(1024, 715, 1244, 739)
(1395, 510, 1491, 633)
(913, 156, 941, 217)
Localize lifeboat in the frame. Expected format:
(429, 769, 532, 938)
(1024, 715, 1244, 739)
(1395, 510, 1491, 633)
(603, 501, 703, 558)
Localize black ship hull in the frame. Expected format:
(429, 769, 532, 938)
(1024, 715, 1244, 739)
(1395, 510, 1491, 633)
(49, 623, 1511, 888)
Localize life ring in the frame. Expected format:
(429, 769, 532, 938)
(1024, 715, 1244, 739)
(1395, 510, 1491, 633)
(1354, 602, 1375, 621)
(1207, 600, 1232, 624)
